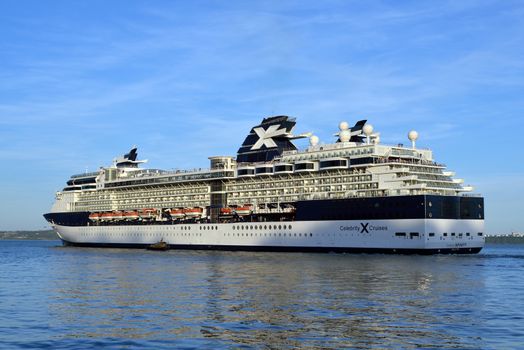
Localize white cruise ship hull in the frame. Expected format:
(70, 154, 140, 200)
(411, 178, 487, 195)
(52, 218, 484, 254)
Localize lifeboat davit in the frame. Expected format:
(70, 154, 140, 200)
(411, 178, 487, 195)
(184, 207, 203, 218)
(124, 210, 139, 220)
(235, 205, 252, 216)
(89, 213, 100, 221)
(169, 209, 185, 219)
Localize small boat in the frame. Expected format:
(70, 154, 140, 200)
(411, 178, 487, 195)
(169, 208, 185, 219)
(100, 212, 114, 221)
(139, 208, 158, 219)
(124, 210, 139, 220)
(88, 212, 100, 221)
(147, 239, 169, 251)
(184, 207, 203, 218)
(235, 205, 252, 216)
(112, 211, 124, 220)
(220, 207, 233, 215)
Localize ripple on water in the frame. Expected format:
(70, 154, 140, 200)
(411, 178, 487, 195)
(0, 241, 523, 349)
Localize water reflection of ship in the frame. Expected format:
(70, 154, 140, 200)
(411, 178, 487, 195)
(197, 254, 482, 348)
(48, 250, 485, 348)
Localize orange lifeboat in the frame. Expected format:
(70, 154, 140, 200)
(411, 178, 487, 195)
(220, 207, 233, 215)
(112, 211, 124, 220)
(139, 208, 158, 219)
(89, 212, 100, 221)
(184, 207, 203, 218)
(124, 210, 139, 220)
(169, 208, 185, 219)
(100, 212, 114, 221)
(235, 205, 252, 216)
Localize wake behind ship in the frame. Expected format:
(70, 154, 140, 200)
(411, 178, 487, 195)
(44, 116, 484, 254)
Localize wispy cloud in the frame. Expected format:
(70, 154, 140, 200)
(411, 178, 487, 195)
(0, 0, 523, 229)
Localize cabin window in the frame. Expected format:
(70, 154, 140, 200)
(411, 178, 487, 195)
(395, 232, 406, 237)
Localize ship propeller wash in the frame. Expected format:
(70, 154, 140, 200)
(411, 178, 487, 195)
(44, 116, 484, 254)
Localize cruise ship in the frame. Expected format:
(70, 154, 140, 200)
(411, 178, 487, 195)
(44, 116, 484, 254)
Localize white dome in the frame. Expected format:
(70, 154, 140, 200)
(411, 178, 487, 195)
(339, 129, 351, 142)
(339, 121, 349, 131)
(309, 135, 319, 146)
(363, 123, 374, 136)
(408, 130, 419, 141)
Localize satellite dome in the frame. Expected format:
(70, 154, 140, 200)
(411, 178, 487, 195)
(309, 135, 319, 146)
(339, 129, 351, 142)
(408, 130, 419, 141)
(339, 121, 349, 131)
(363, 124, 374, 136)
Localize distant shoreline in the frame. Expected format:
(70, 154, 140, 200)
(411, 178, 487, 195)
(485, 236, 524, 244)
(0, 230, 59, 240)
(1, 230, 523, 244)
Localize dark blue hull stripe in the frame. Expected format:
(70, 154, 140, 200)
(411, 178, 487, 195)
(61, 240, 482, 255)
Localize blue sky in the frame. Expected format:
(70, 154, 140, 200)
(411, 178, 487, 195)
(0, 0, 522, 233)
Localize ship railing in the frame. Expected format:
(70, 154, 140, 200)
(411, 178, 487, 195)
(129, 167, 212, 178)
(71, 171, 99, 178)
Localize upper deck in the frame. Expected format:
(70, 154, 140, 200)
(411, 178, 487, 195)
(54, 116, 478, 214)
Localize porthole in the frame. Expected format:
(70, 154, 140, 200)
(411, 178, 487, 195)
(289, 225, 292, 230)
(279, 225, 282, 230)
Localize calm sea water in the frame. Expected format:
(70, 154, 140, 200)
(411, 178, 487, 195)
(0, 241, 523, 349)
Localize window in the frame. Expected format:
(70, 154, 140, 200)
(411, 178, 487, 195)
(478, 232, 483, 236)
(395, 232, 406, 237)
(428, 232, 435, 237)
(443, 232, 448, 237)
(410, 232, 419, 239)
(295, 162, 315, 171)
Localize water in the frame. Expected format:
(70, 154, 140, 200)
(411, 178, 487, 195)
(0, 241, 523, 349)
